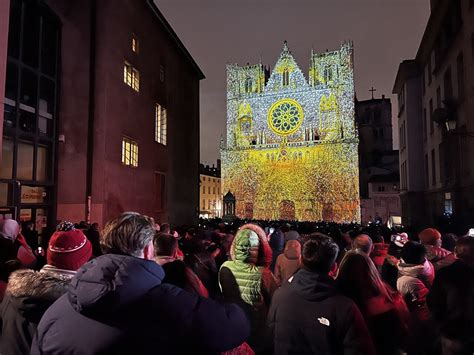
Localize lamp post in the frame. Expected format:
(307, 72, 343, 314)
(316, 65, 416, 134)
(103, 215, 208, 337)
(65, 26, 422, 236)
(434, 99, 474, 137)
(444, 117, 474, 137)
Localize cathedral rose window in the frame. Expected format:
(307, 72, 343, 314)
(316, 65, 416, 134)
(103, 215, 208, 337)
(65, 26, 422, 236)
(267, 98, 304, 135)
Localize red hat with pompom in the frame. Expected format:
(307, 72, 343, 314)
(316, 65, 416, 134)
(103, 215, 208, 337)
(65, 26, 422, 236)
(47, 221, 92, 271)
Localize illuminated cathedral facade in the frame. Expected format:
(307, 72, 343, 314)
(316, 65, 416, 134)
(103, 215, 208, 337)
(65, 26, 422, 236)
(221, 41, 360, 222)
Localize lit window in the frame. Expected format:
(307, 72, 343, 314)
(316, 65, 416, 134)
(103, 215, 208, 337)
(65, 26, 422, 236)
(121, 137, 138, 167)
(124, 61, 139, 92)
(245, 77, 253, 92)
(132, 34, 139, 53)
(282, 69, 289, 86)
(155, 103, 167, 145)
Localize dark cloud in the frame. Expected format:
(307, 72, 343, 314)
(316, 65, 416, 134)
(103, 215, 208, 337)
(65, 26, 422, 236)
(156, 0, 430, 164)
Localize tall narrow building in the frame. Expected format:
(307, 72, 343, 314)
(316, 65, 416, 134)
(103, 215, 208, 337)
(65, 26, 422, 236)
(393, 0, 473, 228)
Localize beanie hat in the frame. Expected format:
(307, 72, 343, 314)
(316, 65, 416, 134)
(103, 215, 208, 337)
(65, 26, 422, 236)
(0, 219, 20, 241)
(419, 228, 441, 246)
(47, 221, 92, 271)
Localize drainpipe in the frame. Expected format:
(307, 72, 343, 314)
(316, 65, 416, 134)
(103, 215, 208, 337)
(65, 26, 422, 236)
(86, 0, 96, 224)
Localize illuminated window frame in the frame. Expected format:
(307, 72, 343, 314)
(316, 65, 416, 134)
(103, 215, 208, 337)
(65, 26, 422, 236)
(132, 34, 139, 53)
(282, 69, 289, 86)
(245, 77, 253, 92)
(155, 103, 167, 145)
(123, 61, 140, 92)
(121, 137, 139, 167)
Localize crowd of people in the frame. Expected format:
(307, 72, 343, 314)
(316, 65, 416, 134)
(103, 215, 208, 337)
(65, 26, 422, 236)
(0, 214, 473, 354)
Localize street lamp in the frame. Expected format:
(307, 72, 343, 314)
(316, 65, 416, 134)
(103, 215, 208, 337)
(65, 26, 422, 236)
(434, 99, 474, 137)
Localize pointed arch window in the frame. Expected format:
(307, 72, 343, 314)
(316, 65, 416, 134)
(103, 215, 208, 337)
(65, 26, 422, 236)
(245, 77, 253, 93)
(282, 69, 289, 86)
(324, 65, 333, 83)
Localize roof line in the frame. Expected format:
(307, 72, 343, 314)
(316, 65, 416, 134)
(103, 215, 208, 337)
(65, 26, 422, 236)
(146, 0, 205, 80)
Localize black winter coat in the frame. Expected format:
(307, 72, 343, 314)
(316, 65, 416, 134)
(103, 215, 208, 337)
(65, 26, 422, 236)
(428, 260, 474, 345)
(0, 269, 70, 355)
(31, 254, 251, 355)
(267, 269, 375, 355)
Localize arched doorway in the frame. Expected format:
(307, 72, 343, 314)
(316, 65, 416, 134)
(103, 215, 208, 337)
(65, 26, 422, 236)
(322, 203, 334, 222)
(244, 202, 254, 220)
(279, 200, 295, 221)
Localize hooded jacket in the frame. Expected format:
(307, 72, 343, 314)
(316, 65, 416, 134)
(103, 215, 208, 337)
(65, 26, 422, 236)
(370, 242, 389, 273)
(219, 224, 276, 352)
(155, 257, 209, 298)
(0, 267, 72, 355)
(397, 259, 434, 321)
(31, 254, 250, 355)
(428, 260, 474, 344)
(219, 224, 275, 306)
(267, 268, 375, 355)
(274, 240, 301, 285)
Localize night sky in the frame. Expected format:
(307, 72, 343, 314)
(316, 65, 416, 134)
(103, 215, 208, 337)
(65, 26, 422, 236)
(156, 0, 430, 165)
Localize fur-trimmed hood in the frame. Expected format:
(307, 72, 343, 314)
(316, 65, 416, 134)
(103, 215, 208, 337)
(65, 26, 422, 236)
(398, 259, 435, 288)
(2, 268, 73, 326)
(230, 223, 272, 267)
(7, 268, 71, 300)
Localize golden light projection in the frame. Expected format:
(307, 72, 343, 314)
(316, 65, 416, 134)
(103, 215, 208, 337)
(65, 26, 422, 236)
(221, 41, 360, 222)
(268, 99, 304, 136)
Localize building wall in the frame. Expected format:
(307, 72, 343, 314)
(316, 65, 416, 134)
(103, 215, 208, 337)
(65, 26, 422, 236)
(395, 0, 474, 229)
(47, 0, 201, 227)
(360, 181, 401, 224)
(0, 0, 10, 164)
(199, 174, 222, 218)
(45, 0, 92, 224)
(356, 97, 397, 199)
(419, 0, 474, 226)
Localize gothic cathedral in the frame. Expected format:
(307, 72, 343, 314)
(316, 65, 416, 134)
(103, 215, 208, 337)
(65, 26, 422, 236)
(221, 41, 360, 222)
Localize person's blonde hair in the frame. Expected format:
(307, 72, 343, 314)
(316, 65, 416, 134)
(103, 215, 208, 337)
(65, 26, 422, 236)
(101, 212, 155, 257)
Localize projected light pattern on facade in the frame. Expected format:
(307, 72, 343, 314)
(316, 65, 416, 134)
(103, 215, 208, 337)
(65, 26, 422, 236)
(221, 41, 360, 222)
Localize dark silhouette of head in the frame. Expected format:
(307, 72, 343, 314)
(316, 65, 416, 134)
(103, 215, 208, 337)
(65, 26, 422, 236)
(302, 234, 339, 274)
(160, 223, 171, 234)
(455, 237, 474, 268)
(352, 234, 373, 255)
(153, 232, 178, 257)
(401, 241, 426, 265)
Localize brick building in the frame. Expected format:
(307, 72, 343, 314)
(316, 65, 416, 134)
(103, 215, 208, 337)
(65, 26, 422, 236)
(0, 0, 204, 237)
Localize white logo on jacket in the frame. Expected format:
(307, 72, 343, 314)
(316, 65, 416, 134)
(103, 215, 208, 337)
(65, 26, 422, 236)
(317, 317, 330, 326)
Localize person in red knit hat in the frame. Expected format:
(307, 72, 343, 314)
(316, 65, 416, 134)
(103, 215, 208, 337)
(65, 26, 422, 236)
(0, 221, 92, 355)
(46, 221, 93, 272)
(418, 228, 453, 270)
